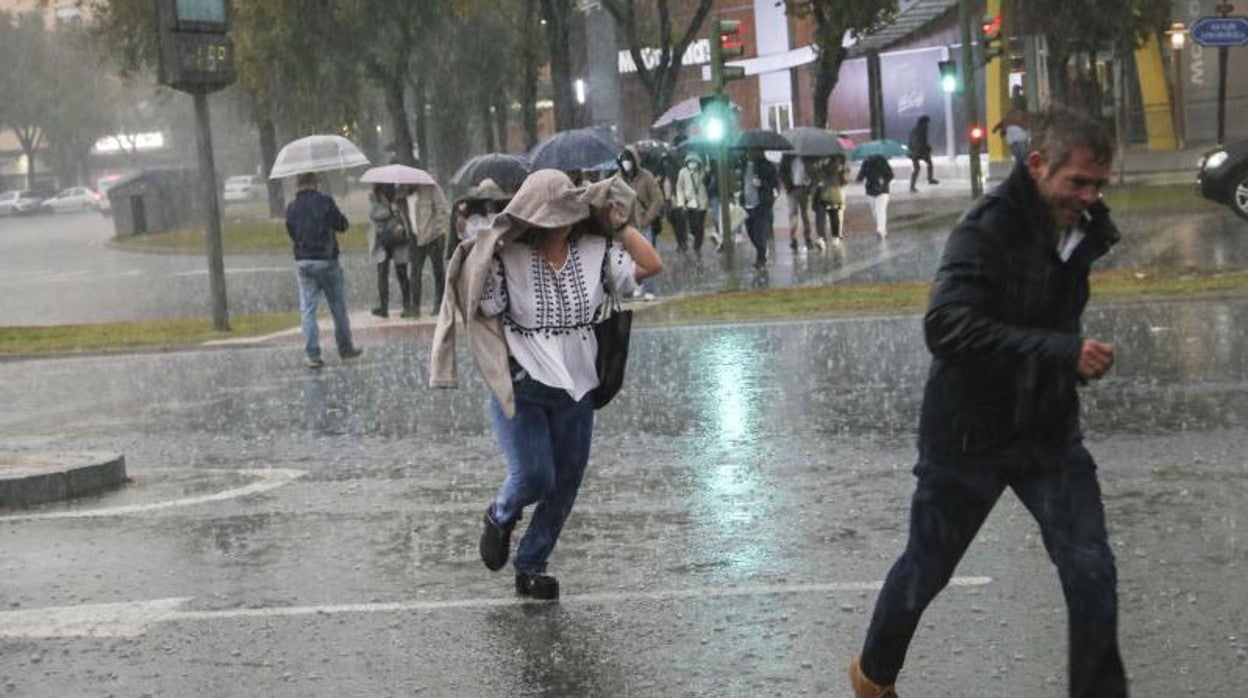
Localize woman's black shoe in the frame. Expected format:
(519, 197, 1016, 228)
(514, 573, 559, 600)
(479, 508, 512, 571)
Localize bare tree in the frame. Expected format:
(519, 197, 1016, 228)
(601, 0, 713, 124)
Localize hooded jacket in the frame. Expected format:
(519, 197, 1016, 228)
(918, 162, 1120, 468)
(617, 145, 663, 227)
(428, 170, 638, 417)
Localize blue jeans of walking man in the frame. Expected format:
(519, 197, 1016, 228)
(860, 444, 1126, 697)
(488, 374, 594, 574)
(296, 258, 356, 361)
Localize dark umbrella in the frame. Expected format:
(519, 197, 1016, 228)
(528, 126, 625, 171)
(731, 129, 794, 151)
(450, 153, 529, 192)
(779, 127, 845, 157)
(631, 139, 676, 173)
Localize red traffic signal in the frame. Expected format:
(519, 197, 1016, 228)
(717, 19, 744, 59)
(968, 125, 986, 147)
(981, 14, 1000, 38)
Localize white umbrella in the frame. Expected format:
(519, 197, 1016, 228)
(359, 164, 436, 186)
(269, 134, 370, 179)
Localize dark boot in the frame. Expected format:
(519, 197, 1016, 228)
(515, 572, 559, 600)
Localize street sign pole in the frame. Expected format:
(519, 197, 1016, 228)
(959, 0, 983, 198)
(193, 91, 228, 331)
(1191, 4, 1246, 145)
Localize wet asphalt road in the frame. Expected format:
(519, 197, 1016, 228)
(1, 297, 1246, 695)
(0, 196, 1243, 326)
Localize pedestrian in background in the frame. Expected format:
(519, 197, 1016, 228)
(429, 170, 663, 600)
(453, 178, 510, 245)
(616, 146, 664, 300)
(368, 183, 410, 318)
(674, 152, 710, 259)
(907, 115, 939, 192)
(812, 153, 850, 248)
(741, 148, 779, 269)
(849, 107, 1125, 698)
(284, 171, 362, 369)
(780, 153, 813, 251)
(398, 180, 451, 317)
(856, 154, 893, 238)
(993, 109, 1033, 163)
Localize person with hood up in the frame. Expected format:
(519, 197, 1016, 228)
(848, 107, 1125, 698)
(429, 170, 663, 600)
(674, 153, 710, 258)
(616, 145, 664, 300)
(907, 115, 939, 192)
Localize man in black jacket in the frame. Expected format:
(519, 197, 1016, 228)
(286, 172, 362, 369)
(849, 108, 1125, 698)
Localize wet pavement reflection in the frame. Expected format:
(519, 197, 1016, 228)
(1, 293, 1246, 694)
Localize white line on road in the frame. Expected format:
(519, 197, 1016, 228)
(0, 577, 993, 638)
(0, 468, 306, 522)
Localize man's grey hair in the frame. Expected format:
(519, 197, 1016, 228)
(295, 172, 319, 189)
(1029, 106, 1114, 171)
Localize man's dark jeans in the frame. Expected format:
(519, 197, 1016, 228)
(860, 444, 1127, 697)
(408, 235, 445, 315)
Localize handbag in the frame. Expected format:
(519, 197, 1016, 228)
(376, 220, 408, 249)
(589, 239, 633, 410)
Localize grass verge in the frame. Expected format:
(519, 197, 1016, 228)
(109, 220, 370, 253)
(5, 269, 1248, 357)
(0, 313, 297, 357)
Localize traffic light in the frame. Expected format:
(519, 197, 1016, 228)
(979, 13, 1002, 63)
(699, 94, 731, 143)
(968, 124, 986, 148)
(711, 19, 746, 91)
(938, 60, 959, 94)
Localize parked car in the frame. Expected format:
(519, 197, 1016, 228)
(11, 188, 55, 215)
(223, 175, 263, 203)
(42, 186, 99, 213)
(96, 175, 123, 214)
(0, 190, 20, 216)
(1198, 139, 1248, 221)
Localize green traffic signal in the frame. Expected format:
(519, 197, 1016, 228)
(938, 60, 959, 94)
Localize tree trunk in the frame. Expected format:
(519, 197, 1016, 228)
(813, 46, 846, 129)
(257, 114, 285, 219)
(385, 75, 416, 166)
(413, 74, 429, 166)
(521, 0, 541, 150)
(541, 0, 576, 131)
(481, 99, 497, 152)
(494, 95, 510, 152)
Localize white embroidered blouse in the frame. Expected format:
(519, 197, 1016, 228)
(479, 235, 639, 400)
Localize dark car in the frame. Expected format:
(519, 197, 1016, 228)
(1198, 139, 1248, 221)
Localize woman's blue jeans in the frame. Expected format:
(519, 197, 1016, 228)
(488, 373, 594, 575)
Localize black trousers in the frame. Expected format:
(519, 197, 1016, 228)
(860, 444, 1126, 697)
(375, 246, 410, 313)
(909, 153, 936, 188)
(407, 235, 445, 314)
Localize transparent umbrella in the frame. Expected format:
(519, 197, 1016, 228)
(269, 135, 370, 179)
(360, 164, 436, 186)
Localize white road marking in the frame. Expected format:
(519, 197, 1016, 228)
(0, 468, 306, 522)
(0, 577, 993, 638)
(171, 267, 289, 277)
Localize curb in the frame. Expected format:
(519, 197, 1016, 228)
(0, 452, 127, 510)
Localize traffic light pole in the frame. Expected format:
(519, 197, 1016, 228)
(193, 90, 230, 331)
(709, 24, 735, 268)
(959, 0, 984, 199)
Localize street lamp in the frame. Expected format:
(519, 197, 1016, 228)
(1168, 22, 1188, 150)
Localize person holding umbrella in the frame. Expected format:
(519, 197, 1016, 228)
(285, 172, 362, 369)
(453, 178, 511, 244)
(741, 148, 780, 269)
(856, 153, 894, 239)
(368, 183, 410, 318)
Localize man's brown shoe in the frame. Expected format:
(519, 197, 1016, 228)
(849, 656, 898, 697)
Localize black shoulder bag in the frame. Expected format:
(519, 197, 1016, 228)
(589, 239, 633, 410)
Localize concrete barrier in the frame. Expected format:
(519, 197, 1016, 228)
(0, 452, 127, 509)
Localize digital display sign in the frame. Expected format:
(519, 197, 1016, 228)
(173, 0, 228, 32)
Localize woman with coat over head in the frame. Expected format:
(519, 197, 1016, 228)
(429, 170, 663, 600)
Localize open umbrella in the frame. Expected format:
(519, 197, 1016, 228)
(780, 127, 845, 157)
(450, 153, 529, 191)
(732, 129, 794, 151)
(850, 139, 909, 162)
(528, 126, 624, 171)
(360, 164, 436, 186)
(269, 134, 369, 179)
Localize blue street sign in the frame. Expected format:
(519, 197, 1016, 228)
(1190, 15, 1248, 47)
